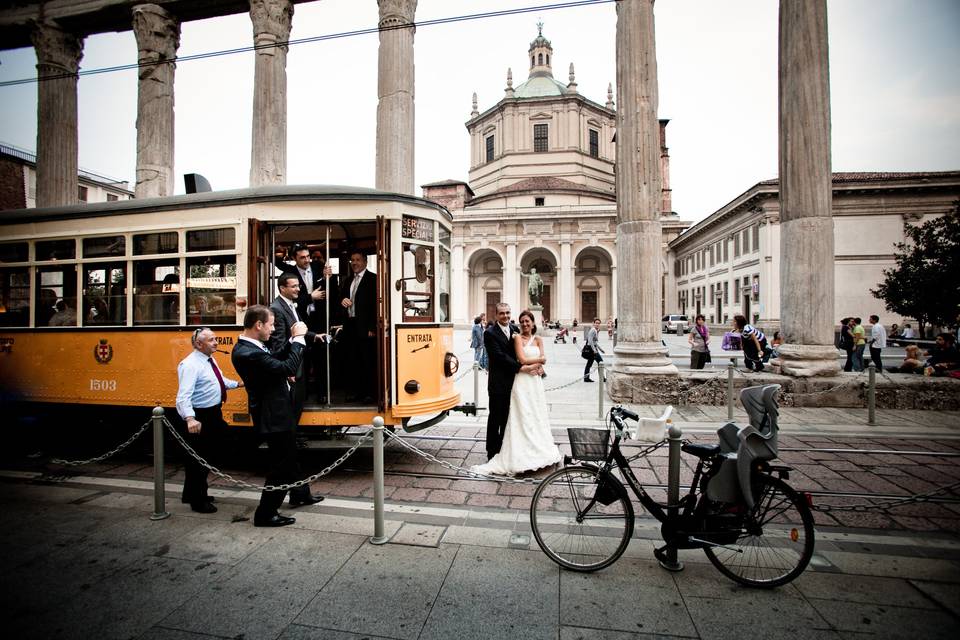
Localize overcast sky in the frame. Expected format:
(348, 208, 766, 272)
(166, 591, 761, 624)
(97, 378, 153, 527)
(0, 0, 958, 222)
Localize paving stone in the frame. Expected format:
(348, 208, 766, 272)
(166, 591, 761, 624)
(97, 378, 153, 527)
(391, 522, 446, 547)
(466, 494, 512, 508)
(296, 543, 457, 640)
(819, 551, 960, 580)
(156, 518, 275, 565)
(279, 625, 401, 639)
(909, 579, 960, 617)
(413, 477, 452, 489)
(441, 525, 513, 548)
(794, 572, 938, 608)
(684, 594, 835, 639)
(391, 487, 431, 502)
(807, 598, 958, 639)
(161, 530, 364, 640)
(18, 555, 223, 640)
(419, 547, 558, 640)
(560, 557, 697, 636)
(427, 489, 469, 504)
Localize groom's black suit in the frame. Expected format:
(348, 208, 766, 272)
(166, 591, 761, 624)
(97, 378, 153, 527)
(483, 322, 522, 458)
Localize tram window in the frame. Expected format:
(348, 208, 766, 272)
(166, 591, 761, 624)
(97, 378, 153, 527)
(133, 231, 178, 255)
(83, 263, 127, 325)
(187, 228, 235, 252)
(36, 265, 77, 326)
(83, 235, 125, 258)
(0, 242, 28, 263)
(36, 239, 76, 261)
(438, 244, 451, 323)
(401, 243, 433, 321)
(187, 256, 237, 325)
(0, 267, 30, 327)
(133, 259, 180, 325)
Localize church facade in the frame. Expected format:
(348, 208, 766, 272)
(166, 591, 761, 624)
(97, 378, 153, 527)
(423, 28, 689, 327)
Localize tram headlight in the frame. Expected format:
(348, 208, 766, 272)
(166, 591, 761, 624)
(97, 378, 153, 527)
(404, 380, 421, 394)
(444, 352, 459, 378)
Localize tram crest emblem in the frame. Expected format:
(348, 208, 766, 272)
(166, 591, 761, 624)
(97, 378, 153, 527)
(94, 339, 114, 364)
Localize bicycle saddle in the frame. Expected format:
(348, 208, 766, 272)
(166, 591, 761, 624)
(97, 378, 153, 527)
(681, 442, 721, 459)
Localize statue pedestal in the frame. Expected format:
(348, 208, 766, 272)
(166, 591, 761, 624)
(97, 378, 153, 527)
(528, 305, 544, 328)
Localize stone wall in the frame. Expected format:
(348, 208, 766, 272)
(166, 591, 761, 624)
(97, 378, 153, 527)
(0, 156, 26, 210)
(611, 371, 960, 410)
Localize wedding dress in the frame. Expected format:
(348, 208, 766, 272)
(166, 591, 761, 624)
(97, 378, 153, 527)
(472, 340, 562, 476)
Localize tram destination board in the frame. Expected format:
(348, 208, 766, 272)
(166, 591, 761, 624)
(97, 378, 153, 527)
(402, 216, 434, 242)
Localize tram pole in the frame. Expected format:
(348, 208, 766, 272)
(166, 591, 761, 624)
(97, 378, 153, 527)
(370, 416, 389, 544)
(150, 406, 170, 521)
(658, 421, 684, 572)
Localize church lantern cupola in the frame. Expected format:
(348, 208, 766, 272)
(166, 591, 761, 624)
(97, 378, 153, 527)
(528, 21, 554, 78)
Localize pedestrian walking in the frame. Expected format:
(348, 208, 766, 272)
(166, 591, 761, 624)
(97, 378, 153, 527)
(583, 318, 605, 382)
(868, 314, 887, 372)
(471, 313, 487, 370)
(852, 317, 866, 372)
(688, 314, 710, 369)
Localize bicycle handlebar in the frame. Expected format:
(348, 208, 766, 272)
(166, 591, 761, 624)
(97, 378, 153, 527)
(610, 406, 639, 422)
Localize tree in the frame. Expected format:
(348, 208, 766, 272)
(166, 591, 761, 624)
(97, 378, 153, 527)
(871, 201, 960, 337)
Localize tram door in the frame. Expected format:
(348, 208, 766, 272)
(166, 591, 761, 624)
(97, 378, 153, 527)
(248, 218, 274, 307)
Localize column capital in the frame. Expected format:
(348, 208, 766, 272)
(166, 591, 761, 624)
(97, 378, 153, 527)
(132, 4, 180, 66)
(250, 0, 293, 47)
(378, 0, 417, 29)
(31, 19, 83, 74)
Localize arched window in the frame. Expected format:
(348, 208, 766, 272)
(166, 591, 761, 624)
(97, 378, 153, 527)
(546, 54, 550, 65)
(538, 53, 543, 65)
(531, 55, 535, 67)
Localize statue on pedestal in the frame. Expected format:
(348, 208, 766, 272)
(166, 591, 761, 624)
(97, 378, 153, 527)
(524, 267, 544, 308)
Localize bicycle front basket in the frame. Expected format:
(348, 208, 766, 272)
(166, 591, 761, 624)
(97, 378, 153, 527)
(567, 427, 610, 461)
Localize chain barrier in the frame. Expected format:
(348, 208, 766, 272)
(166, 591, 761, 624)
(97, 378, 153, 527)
(384, 429, 541, 484)
(544, 374, 587, 393)
(50, 420, 152, 466)
(453, 367, 476, 383)
(783, 370, 868, 398)
(163, 418, 372, 492)
(810, 479, 960, 513)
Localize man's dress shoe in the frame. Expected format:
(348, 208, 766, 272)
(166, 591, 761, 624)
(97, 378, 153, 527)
(190, 501, 218, 514)
(254, 514, 296, 527)
(289, 493, 325, 507)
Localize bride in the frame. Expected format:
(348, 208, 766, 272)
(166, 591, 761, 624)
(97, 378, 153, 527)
(472, 310, 562, 476)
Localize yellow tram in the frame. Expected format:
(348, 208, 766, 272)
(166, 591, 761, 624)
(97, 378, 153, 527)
(0, 185, 462, 432)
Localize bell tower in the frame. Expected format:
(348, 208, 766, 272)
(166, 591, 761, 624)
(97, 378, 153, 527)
(528, 21, 554, 78)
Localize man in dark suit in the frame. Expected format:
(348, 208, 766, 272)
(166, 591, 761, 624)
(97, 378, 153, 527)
(231, 305, 308, 527)
(285, 247, 339, 405)
(483, 302, 543, 459)
(268, 272, 326, 507)
(339, 250, 377, 403)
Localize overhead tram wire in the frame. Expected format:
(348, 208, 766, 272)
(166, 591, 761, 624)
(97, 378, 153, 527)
(0, 0, 617, 88)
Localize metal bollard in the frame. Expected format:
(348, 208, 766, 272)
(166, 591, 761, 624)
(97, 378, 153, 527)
(370, 416, 389, 544)
(150, 406, 170, 521)
(659, 421, 684, 571)
(597, 362, 605, 420)
(726, 360, 735, 421)
(867, 362, 876, 425)
(473, 361, 480, 407)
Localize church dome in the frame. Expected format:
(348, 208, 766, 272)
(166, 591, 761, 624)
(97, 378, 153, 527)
(513, 75, 568, 98)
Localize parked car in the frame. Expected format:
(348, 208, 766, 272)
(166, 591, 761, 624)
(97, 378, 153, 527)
(662, 314, 689, 334)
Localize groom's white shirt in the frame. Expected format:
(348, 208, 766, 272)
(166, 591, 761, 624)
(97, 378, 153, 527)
(499, 322, 510, 341)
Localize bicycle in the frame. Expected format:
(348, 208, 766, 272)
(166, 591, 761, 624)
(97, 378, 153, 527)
(530, 384, 815, 588)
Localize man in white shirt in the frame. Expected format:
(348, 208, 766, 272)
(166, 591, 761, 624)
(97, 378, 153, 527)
(176, 327, 241, 513)
(868, 314, 888, 372)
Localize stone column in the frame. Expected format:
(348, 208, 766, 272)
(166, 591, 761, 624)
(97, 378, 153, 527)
(249, 0, 293, 187)
(559, 241, 572, 323)
(376, 0, 417, 195)
(609, 0, 677, 400)
(504, 242, 518, 309)
(132, 4, 180, 199)
(774, 0, 837, 376)
(31, 20, 83, 208)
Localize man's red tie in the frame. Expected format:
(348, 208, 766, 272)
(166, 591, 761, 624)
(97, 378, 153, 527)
(209, 357, 227, 404)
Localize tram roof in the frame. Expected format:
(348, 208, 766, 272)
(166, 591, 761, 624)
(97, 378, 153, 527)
(0, 184, 453, 225)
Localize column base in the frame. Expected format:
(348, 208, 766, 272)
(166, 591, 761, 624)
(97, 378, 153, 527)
(772, 344, 840, 377)
(608, 341, 679, 403)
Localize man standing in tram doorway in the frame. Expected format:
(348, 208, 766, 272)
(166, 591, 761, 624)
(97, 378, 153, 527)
(175, 327, 242, 513)
(340, 250, 377, 403)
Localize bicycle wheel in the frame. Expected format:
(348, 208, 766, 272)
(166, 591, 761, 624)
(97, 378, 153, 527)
(704, 474, 815, 588)
(530, 466, 634, 572)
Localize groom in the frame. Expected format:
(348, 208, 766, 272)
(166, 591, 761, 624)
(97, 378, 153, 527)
(483, 302, 542, 459)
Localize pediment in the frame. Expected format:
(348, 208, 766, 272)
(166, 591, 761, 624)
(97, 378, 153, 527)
(529, 112, 553, 121)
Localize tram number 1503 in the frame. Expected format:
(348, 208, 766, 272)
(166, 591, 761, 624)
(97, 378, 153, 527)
(90, 379, 118, 391)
